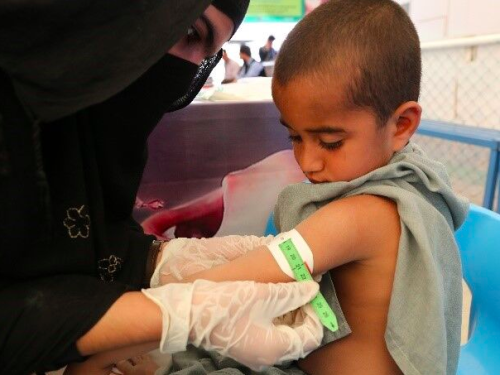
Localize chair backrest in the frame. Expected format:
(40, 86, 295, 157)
(455, 204, 500, 323)
(264, 212, 278, 236)
(455, 205, 500, 374)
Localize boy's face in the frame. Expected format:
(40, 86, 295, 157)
(273, 78, 397, 183)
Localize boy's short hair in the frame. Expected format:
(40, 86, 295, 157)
(240, 44, 251, 57)
(268, 35, 276, 42)
(274, 0, 421, 125)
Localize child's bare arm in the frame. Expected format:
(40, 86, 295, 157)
(182, 194, 400, 284)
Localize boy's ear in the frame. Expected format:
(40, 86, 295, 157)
(391, 101, 422, 152)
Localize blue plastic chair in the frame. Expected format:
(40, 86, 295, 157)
(455, 204, 500, 375)
(264, 212, 278, 236)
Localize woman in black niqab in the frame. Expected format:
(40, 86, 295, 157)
(0, 1, 248, 373)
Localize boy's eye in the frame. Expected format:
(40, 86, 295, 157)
(288, 135, 302, 143)
(320, 140, 343, 151)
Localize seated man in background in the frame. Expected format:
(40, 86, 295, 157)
(238, 44, 265, 78)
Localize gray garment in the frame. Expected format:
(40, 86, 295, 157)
(274, 142, 469, 375)
(166, 142, 468, 375)
(169, 346, 306, 375)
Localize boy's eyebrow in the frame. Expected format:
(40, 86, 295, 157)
(306, 126, 346, 134)
(279, 119, 346, 134)
(200, 15, 216, 56)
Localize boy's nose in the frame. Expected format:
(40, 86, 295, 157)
(297, 148, 324, 176)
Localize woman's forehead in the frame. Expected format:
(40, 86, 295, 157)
(203, 5, 234, 54)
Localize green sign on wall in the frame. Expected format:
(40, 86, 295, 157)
(245, 0, 304, 22)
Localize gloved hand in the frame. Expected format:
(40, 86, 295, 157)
(151, 235, 275, 287)
(142, 280, 323, 371)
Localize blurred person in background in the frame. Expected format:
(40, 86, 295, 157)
(238, 44, 265, 78)
(259, 35, 278, 62)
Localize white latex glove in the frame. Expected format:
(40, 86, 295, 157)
(151, 235, 275, 287)
(142, 280, 323, 371)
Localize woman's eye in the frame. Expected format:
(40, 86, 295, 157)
(320, 140, 343, 151)
(288, 135, 302, 143)
(186, 26, 201, 43)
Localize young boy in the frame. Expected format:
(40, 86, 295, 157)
(150, 1, 469, 374)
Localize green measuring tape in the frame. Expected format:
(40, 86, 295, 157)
(278, 239, 339, 332)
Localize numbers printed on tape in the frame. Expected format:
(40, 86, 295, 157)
(279, 239, 339, 332)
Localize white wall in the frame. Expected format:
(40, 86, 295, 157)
(231, 1, 500, 48)
(448, 0, 500, 38)
(397, 0, 500, 41)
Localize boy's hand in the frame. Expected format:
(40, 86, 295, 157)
(142, 280, 323, 371)
(151, 235, 275, 286)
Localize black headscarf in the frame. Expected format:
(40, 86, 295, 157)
(213, 0, 249, 34)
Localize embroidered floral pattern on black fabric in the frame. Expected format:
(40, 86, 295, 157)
(98, 255, 123, 282)
(63, 205, 90, 238)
